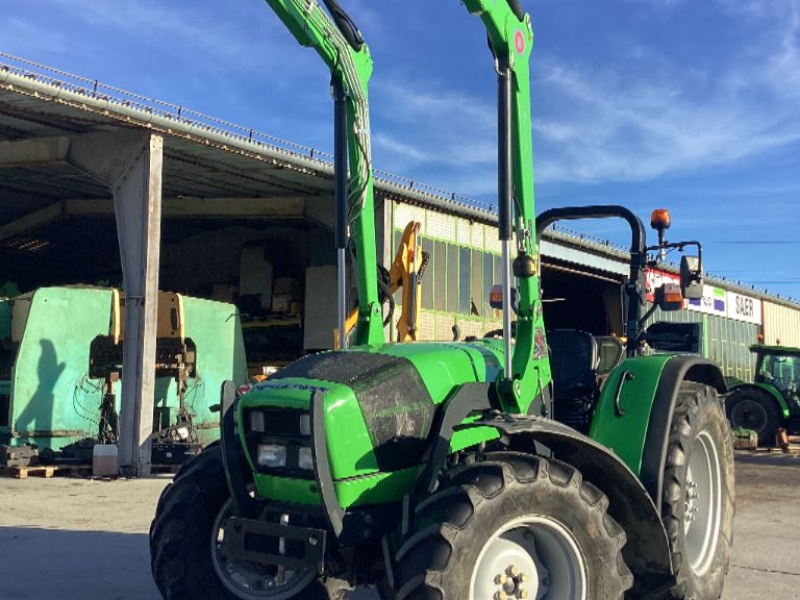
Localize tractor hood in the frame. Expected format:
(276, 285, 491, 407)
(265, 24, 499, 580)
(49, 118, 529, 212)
(238, 341, 504, 506)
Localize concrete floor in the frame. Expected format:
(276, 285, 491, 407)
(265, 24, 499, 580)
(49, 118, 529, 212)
(0, 453, 797, 600)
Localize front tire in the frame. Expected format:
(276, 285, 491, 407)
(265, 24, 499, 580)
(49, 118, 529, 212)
(726, 387, 781, 446)
(391, 452, 632, 600)
(149, 447, 328, 600)
(663, 383, 735, 599)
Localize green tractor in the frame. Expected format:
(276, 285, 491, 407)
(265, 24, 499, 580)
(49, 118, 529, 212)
(149, 2, 734, 599)
(726, 344, 800, 445)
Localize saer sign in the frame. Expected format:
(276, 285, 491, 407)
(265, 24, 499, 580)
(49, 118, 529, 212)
(727, 291, 762, 325)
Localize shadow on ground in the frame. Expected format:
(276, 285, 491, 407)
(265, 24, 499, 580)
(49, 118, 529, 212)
(0, 526, 158, 600)
(0, 526, 379, 600)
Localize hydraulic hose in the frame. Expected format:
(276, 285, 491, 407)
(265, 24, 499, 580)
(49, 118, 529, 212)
(321, 0, 364, 51)
(507, 0, 526, 22)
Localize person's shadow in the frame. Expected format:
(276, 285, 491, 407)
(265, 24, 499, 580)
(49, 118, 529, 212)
(14, 339, 66, 441)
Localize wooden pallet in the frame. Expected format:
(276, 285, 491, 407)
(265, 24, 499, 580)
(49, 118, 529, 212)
(150, 464, 182, 475)
(0, 464, 92, 479)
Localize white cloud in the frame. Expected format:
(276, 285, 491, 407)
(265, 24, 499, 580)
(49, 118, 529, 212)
(528, 0, 800, 184)
(369, 0, 800, 196)
(39, 0, 301, 71)
(371, 79, 497, 182)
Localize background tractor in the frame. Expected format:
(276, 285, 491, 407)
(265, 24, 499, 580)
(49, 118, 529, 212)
(726, 344, 800, 445)
(149, 1, 734, 599)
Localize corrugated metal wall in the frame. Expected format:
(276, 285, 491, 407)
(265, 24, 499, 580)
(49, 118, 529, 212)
(763, 301, 800, 348)
(643, 305, 759, 381)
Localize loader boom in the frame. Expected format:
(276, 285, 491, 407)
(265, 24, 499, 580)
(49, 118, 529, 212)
(262, 0, 383, 347)
(462, 1, 550, 409)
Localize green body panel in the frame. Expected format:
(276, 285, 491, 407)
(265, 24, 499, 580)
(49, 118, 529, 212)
(589, 354, 674, 475)
(0, 287, 246, 449)
(239, 339, 512, 508)
(254, 467, 421, 508)
(729, 382, 791, 418)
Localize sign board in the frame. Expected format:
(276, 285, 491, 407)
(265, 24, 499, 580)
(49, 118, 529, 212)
(687, 285, 727, 318)
(646, 270, 762, 325)
(726, 291, 762, 325)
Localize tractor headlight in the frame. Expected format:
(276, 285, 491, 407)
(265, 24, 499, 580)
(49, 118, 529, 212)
(257, 444, 287, 468)
(298, 447, 314, 471)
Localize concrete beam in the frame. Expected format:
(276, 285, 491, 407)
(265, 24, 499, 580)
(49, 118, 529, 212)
(64, 196, 310, 219)
(68, 131, 163, 477)
(0, 136, 70, 168)
(0, 202, 64, 241)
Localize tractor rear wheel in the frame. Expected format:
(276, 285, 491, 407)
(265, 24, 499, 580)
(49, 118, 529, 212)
(149, 447, 331, 600)
(663, 382, 735, 600)
(390, 452, 632, 600)
(726, 387, 781, 446)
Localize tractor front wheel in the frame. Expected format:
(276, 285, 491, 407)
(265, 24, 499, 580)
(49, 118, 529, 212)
(663, 382, 735, 599)
(149, 447, 330, 600)
(390, 452, 632, 600)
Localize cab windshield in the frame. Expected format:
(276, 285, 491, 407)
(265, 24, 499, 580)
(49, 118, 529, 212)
(757, 353, 800, 393)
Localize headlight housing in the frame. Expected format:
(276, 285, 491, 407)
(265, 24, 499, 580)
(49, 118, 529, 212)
(245, 408, 314, 477)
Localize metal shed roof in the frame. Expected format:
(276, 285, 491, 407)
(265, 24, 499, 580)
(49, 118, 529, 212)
(1, 53, 799, 310)
(0, 53, 497, 226)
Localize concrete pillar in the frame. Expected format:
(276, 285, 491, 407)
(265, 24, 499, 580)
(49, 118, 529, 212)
(68, 131, 163, 476)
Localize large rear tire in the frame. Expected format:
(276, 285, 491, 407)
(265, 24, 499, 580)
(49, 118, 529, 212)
(725, 387, 781, 446)
(149, 447, 330, 600)
(390, 452, 632, 600)
(663, 383, 735, 599)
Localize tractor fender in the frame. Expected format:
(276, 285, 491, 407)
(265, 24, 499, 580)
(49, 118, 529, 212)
(728, 382, 791, 418)
(639, 356, 727, 514)
(460, 415, 675, 594)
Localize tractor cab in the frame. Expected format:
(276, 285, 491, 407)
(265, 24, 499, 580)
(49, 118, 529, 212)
(754, 346, 800, 396)
(528, 207, 704, 431)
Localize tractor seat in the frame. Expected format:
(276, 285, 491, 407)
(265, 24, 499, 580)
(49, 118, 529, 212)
(547, 330, 600, 397)
(547, 330, 600, 433)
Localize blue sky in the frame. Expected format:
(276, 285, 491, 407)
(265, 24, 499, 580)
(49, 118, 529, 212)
(4, 0, 800, 300)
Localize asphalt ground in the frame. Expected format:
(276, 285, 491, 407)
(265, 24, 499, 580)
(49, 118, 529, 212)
(0, 452, 798, 600)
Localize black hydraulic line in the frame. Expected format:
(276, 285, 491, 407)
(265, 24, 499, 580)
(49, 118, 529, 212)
(377, 277, 395, 327)
(333, 76, 348, 250)
(321, 0, 364, 51)
(507, 0, 527, 22)
(408, 271, 418, 334)
(498, 61, 513, 242)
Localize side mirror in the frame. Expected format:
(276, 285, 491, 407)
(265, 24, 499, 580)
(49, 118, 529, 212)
(655, 283, 684, 312)
(680, 255, 703, 300)
(489, 284, 518, 311)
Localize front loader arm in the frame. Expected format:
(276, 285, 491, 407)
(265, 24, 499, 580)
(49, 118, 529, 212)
(461, 1, 550, 410)
(263, 0, 383, 346)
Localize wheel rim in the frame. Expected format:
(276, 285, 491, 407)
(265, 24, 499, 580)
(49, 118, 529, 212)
(210, 500, 314, 600)
(730, 399, 768, 434)
(470, 515, 588, 600)
(684, 431, 723, 576)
